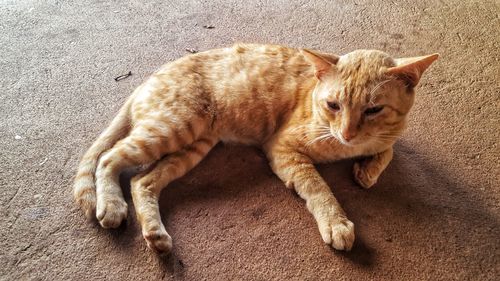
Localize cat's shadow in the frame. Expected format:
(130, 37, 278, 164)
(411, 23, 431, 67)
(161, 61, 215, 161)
(118, 141, 499, 272)
(318, 140, 500, 269)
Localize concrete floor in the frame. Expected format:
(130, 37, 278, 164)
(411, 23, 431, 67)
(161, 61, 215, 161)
(1, 0, 499, 280)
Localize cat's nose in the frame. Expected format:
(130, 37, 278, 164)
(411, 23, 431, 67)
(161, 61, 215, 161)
(342, 131, 356, 142)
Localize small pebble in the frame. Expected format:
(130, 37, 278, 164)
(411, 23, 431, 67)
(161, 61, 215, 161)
(15, 135, 22, 140)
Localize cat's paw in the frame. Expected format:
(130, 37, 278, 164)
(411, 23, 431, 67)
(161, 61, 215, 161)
(353, 162, 377, 189)
(144, 228, 173, 255)
(96, 197, 128, 228)
(75, 190, 96, 220)
(318, 214, 355, 251)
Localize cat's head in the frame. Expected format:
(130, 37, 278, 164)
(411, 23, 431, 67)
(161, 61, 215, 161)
(302, 48, 438, 146)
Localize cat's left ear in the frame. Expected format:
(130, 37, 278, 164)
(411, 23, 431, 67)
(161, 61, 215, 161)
(386, 54, 439, 87)
(301, 49, 340, 80)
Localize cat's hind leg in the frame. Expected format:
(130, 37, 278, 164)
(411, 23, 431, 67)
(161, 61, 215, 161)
(131, 135, 218, 254)
(95, 119, 203, 229)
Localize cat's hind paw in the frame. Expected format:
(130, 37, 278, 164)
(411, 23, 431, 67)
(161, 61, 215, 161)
(353, 162, 377, 189)
(96, 198, 128, 228)
(318, 215, 355, 251)
(75, 189, 96, 220)
(144, 228, 173, 255)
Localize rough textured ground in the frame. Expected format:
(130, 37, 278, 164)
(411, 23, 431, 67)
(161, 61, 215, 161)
(1, 0, 499, 280)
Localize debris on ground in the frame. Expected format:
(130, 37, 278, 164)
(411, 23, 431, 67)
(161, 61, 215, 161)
(185, 48, 198, 53)
(39, 157, 48, 166)
(114, 71, 132, 81)
(203, 25, 215, 29)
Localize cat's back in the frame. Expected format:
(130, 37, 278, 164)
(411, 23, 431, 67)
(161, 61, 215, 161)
(157, 43, 312, 88)
(137, 44, 315, 144)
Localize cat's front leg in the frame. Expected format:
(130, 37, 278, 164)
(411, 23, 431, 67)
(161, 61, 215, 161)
(353, 147, 393, 189)
(266, 147, 355, 251)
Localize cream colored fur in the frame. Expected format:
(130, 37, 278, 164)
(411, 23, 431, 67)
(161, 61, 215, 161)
(74, 44, 438, 253)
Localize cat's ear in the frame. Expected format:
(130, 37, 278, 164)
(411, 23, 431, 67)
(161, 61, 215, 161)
(386, 54, 439, 87)
(301, 49, 340, 80)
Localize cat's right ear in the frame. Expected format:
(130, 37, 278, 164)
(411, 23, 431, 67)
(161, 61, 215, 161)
(301, 49, 339, 80)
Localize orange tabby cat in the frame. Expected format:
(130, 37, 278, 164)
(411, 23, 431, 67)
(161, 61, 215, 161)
(74, 44, 438, 254)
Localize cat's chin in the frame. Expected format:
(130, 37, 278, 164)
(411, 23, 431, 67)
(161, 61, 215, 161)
(340, 141, 357, 147)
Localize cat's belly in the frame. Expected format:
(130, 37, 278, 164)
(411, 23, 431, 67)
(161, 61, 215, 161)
(219, 133, 263, 145)
(215, 106, 288, 145)
(218, 124, 277, 145)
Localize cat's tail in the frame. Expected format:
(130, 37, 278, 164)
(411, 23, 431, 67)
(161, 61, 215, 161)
(73, 97, 133, 220)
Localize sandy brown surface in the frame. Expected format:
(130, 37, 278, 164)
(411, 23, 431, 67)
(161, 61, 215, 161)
(1, 0, 499, 280)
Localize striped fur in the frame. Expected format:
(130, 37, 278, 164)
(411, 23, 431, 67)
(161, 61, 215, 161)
(130, 136, 218, 253)
(74, 44, 437, 254)
(73, 97, 132, 219)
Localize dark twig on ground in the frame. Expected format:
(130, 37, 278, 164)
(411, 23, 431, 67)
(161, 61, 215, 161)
(114, 71, 132, 82)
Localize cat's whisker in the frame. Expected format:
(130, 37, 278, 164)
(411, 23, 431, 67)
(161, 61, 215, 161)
(291, 128, 329, 135)
(368, 77, 395, 105)
(373, 134, 394, 139)
(370, 78, 394, 96)
(289, 124, 312, 132)
(289, 124, 330, 135)
(378, 132, 402, 138)
(372, 133, 400, 143)
(306, 132, 335, 147)
(303, 127, 331, 137)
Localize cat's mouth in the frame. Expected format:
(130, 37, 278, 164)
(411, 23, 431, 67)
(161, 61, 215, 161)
(335, 136, 356, 146)
(331, 130, 360, 147)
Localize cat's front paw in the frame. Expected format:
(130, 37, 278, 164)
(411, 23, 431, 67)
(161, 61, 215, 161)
(96, 197, 128, 228)
(353, 162, 377, 189)
(317, 214, 355, 251)
(143, 228, 173, 255)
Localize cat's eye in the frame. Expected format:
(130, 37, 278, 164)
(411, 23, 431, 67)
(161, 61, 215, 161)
(327, 101, 340, 111)
(364, 105, 384, 115)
